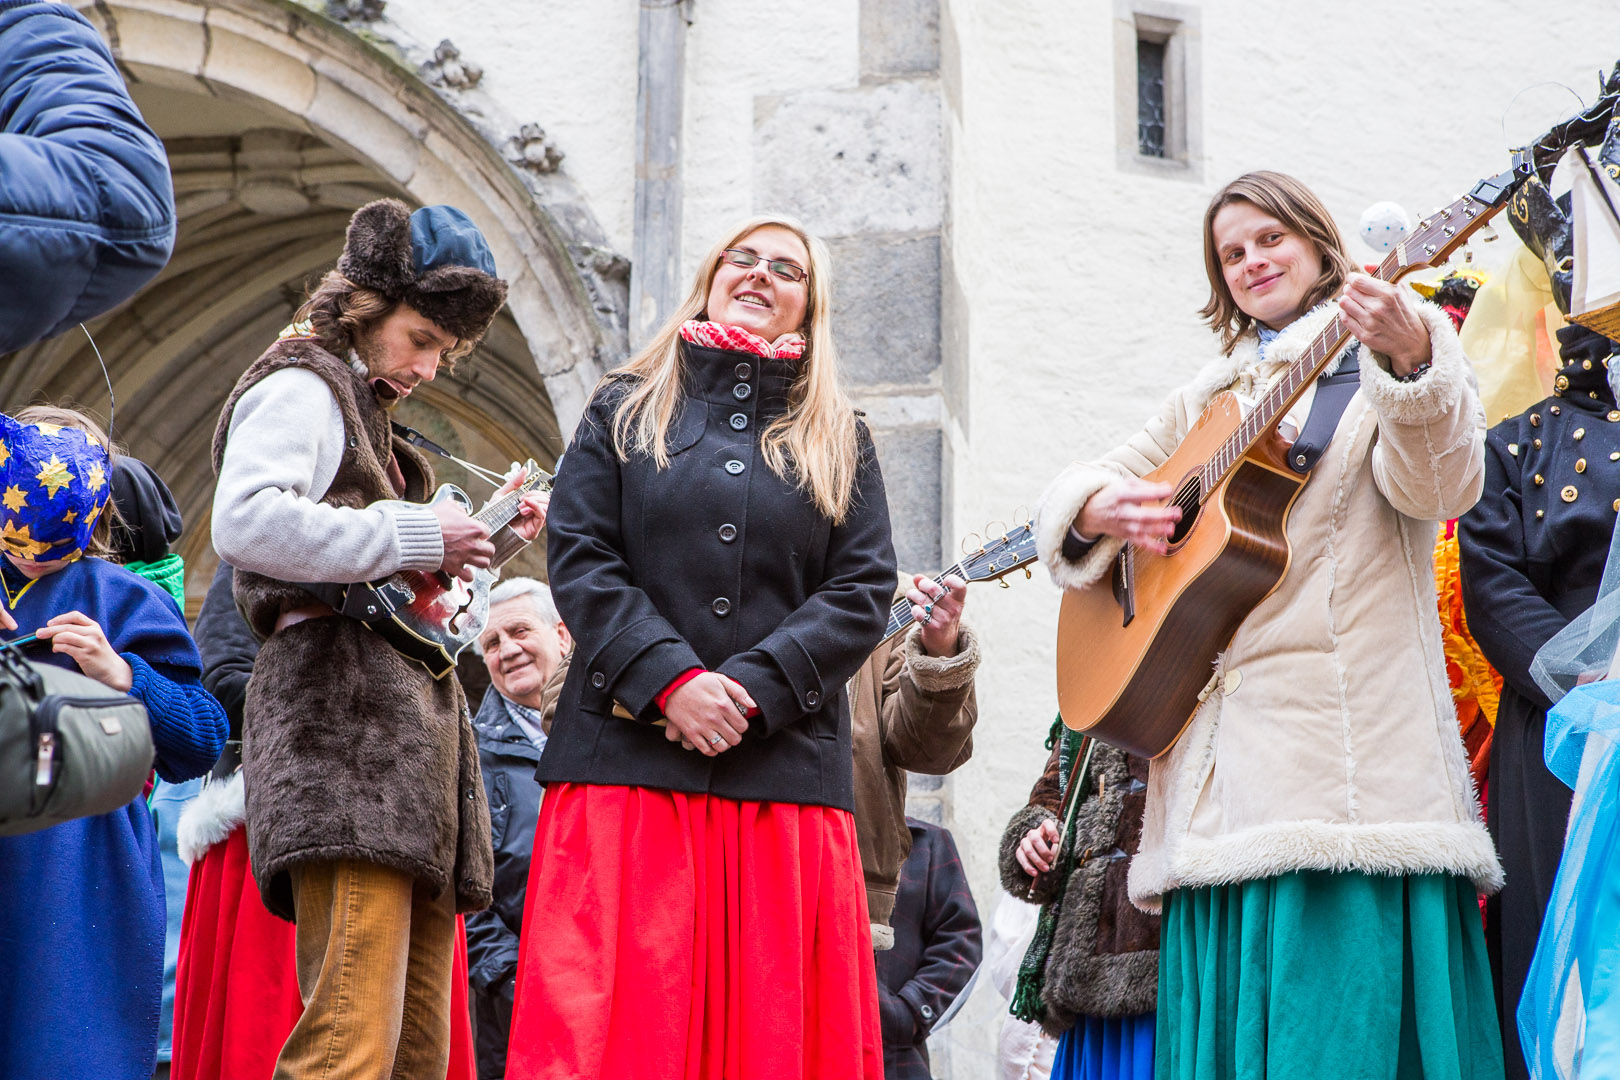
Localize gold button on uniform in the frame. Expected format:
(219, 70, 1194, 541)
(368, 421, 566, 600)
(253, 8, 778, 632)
(1575, 427, 1587, 441)
(1552, 405, 1563, 415)
(1578, 458, 1588, 473)
(1584, 359, 1594, 370)
(1534, 474, 1545, 486)
(1530, 413, 1541, 426)
(1556, 375, 1570, 391)
(1535, 439, 1543, 449)
(1508, 443, 1520, 456)
(1537, 509, 1546, 519)
(1608, 410, 1620, 422)
(1562, 485, 1579, 503)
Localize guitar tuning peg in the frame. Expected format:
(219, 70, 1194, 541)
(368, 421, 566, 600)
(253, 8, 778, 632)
(998, 578, 1011, 590)
(960, 532, 983, 555)
(1012, 505, 1030, 526)
(1024, 567, 1032, 579)
(985, 519, 1008, 540)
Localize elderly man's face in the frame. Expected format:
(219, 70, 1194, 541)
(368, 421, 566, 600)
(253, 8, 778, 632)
(480, 597, 570, 705)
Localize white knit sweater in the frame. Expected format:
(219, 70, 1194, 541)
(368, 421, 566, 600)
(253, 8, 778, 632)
(211, 366, 444, 583)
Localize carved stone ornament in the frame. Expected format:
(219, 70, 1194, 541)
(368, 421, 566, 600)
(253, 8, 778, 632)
(422, 40, 483, 90)
(509, 123, 565, 174)
(325, 0, 385, 20)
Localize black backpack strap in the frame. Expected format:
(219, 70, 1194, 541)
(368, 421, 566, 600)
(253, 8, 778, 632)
(1287, 349, 1361, 475)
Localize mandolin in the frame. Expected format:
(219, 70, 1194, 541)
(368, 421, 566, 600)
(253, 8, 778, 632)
(340, 461, 552, 679)
(1055, 168, 1521, 759)
(878, 521, 1039, 646)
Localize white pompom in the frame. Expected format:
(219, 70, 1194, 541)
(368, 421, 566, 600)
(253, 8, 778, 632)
(1358, 201, 1411, 253)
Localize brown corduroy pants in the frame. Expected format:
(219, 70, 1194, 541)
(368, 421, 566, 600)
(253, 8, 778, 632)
(273, 860, 456, 1080)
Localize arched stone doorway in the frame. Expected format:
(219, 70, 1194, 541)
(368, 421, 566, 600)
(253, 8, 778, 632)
(13, 0, 627, 612)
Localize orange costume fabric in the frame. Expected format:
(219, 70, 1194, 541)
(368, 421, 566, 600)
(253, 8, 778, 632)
(169, 826, 478, 1080)
(1434, 520, 1502, 795)
(506, 783, 883, 1080)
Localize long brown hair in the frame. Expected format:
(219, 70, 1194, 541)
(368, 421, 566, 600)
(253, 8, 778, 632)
(13, 404, 125, 561)
(296, 271, 476, 369)
(604, 215, 861, 522)
(1198, 171, 1355, 355)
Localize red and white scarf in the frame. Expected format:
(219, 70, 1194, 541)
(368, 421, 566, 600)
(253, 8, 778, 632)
(679, 320, 805, 360)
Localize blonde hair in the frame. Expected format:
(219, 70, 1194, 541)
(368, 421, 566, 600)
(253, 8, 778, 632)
(604, 215, 861, 522)
(1198, 171, 1355, 356)
(13, 404, 125, 561)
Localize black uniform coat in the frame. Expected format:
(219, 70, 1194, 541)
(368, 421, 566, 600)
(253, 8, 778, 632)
(539, 342, 897, 810)
(1458, 325, 1620, 1080)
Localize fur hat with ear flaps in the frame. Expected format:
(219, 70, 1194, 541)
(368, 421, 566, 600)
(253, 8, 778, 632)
(337, 198, 509, 342)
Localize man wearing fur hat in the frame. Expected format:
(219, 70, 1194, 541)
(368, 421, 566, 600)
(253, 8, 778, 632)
(210, 198, 546, 1078)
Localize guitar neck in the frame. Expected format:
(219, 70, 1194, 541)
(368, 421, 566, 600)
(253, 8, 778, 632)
(881, 562, 967, 646)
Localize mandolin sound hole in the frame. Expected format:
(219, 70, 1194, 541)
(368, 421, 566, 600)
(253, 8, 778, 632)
(1167, 476, 1201, 546)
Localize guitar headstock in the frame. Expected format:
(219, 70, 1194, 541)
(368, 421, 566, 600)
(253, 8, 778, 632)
(517, 458, 554, 493)
(960, 521, 1038, 584)
(1394, 166, 1524, 277)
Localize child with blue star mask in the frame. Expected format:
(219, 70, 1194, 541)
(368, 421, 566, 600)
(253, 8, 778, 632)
(0, 404, 227, 1080)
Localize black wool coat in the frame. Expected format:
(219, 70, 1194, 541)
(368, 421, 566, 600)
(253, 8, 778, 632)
(1458, 325, 1620, 1080)
(538, 343, 897, 810)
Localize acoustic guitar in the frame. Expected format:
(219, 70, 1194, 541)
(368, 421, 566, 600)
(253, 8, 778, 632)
(340, 461, 552, 679)
(1055, 168, 1521, 759)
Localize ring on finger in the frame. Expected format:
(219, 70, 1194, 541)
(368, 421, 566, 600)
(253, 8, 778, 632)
(708, 732, 725, 746)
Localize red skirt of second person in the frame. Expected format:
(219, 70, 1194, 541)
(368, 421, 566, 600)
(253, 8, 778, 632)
(170, 824, 478, 1080)
(506, 783, 883, 1080)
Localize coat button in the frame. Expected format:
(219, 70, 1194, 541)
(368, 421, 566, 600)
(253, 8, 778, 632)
(805, 689, 820, 707)
(730, 412, 748, 431)
(725, 459, 745, 475)
(718, 523, 737, 543)
(465, 788, 477, 801)
(712, 597, 732, 617)
(591, 671, 606, 689)
(920, 1004, 934, 1020)
(734, 362, 753, 380)
(733, 383, 752, 401)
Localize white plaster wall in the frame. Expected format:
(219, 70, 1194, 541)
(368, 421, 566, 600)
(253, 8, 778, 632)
(363, 3, 1620, 1076)
(939, 1, 1620, 1076)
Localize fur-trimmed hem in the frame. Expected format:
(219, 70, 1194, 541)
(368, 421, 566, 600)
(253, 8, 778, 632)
(1127, 818, 1504, 910)
(1033, 463, 1126, 591)
(871, 922, 895, 951)
(1355, 301, 1473, 426)
(999, 803, 1059, 903)
(177, 772, 246, 865)
(903, 622, 981, 693)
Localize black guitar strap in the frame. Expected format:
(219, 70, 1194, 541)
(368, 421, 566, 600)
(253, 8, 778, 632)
(1286, 348, 1361, 475)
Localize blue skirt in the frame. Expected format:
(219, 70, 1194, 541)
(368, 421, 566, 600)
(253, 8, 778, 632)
(1052, 1013, 1156, 1080)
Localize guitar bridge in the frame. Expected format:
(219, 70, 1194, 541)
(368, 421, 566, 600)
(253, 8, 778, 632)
(1111, 545, 1136, 627)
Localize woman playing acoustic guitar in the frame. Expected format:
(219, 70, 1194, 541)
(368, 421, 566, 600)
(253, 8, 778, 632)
(1033, 172, 1505, 1079)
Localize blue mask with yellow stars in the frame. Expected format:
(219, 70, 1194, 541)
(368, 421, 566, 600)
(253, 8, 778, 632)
(0, 415, 110, 563)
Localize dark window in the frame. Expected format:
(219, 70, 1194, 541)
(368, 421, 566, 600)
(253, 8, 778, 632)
(1137, 37, 1166, 158)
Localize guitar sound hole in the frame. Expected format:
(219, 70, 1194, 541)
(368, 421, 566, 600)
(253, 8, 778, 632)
(1167, 478, 1201, 545)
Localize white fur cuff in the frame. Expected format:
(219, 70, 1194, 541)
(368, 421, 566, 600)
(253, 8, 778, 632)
(1357, 301, 1473, 426)
(871, 922, 895, 951)
(1034, 463, 1126, 592)
(177, 771, 246, 865)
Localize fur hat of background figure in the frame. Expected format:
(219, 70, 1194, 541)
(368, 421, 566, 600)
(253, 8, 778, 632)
(337, 199, 509, 342)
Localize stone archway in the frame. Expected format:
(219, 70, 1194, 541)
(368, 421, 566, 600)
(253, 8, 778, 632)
(15, 0, 628, 610)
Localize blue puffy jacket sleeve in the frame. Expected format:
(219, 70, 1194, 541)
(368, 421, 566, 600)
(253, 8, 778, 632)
(0, 1, 175, 353)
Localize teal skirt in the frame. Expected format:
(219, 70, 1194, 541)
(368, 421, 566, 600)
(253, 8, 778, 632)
(1156, 871, 1504, 1080)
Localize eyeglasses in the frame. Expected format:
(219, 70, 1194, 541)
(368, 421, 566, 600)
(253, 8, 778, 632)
(720, 248, 808, 283)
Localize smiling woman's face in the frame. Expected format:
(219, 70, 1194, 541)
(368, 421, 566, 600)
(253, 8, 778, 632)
(1212, 200, 1320, 330)
(704, 224, 811, 342)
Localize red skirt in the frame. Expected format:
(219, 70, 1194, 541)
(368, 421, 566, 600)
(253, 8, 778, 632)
(170, 825, 478, 1080)
(506, 784, 882, 1080)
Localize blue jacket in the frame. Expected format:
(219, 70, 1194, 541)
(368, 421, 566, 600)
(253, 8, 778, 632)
(0, 0, 175, 354)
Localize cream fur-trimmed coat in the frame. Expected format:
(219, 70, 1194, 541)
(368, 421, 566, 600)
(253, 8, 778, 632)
(1035, 301, 1503, 911)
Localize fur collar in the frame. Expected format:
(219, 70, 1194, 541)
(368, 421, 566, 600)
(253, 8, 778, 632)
(1182, 301, 1348, 415)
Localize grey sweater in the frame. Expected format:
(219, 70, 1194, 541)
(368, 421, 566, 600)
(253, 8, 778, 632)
(212, 366, 444, 583)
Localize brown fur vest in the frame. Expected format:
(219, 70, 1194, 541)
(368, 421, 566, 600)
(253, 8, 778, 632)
(212, 337, 492, 920)
(999, 739, 1159, 1029)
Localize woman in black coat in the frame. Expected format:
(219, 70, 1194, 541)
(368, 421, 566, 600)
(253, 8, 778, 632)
(508, 215, 897, 1080)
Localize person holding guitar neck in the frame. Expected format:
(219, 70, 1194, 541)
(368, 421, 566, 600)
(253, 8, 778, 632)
(210, 199, 545, 1080)
(1034, 172, 1503, 1079)
(508, 216, 897, 1079)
